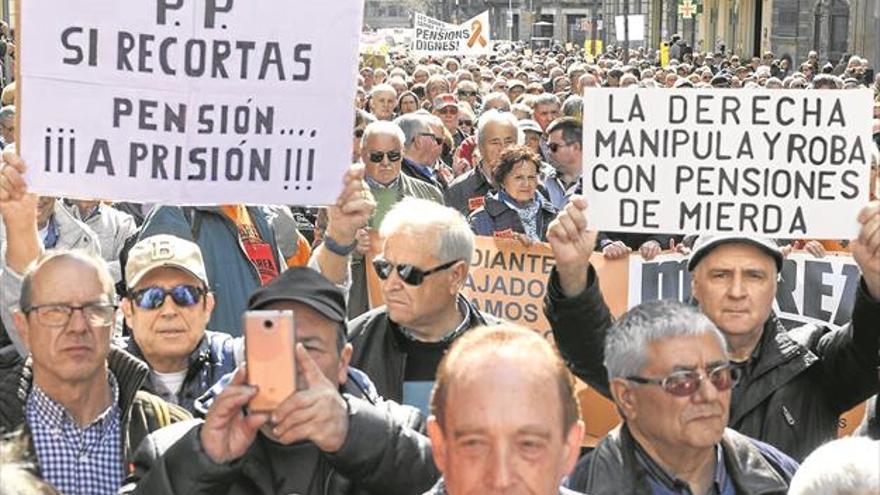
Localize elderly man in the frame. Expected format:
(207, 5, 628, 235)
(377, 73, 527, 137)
(432, 94, 465, 146)
(444, 110, 519, 216)
(120, 267, 439, 495)
(395, 113, 451, 193)
(569, 300, 797, 494)
(424, 324, 585, 495)
(63, 198, 138, 282)
(0, 105, 14, 149)
(348, 198, 497, 412)
(544, 196, 880, 461)
(368, 83, 397, 121)
(118, 235, 238, 413)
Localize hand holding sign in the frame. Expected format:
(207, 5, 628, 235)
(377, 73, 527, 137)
(0, 151, 42, 274)
(326, 164, 376, 246)
(547, 195, 597, 297)
(851, 201, 880, 300)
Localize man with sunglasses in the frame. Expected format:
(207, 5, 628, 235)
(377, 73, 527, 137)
(568, 300, 797, 494)
(544, 195, 880, 461)
(118, 234, 239, 414)
(543, 117, 583, 209)
(348, 198, 498, 413)
(0, 248, 190, 495)
(395, 113, 451, 194)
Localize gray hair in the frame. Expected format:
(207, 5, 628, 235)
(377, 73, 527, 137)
(394, 113, 431, 147)
(476, 109, 522, 150)
(604, 300, 726, 380)
(532, 93, 561, 109)
(361, 121, 405, 149)
(481, 92, 511, 112)
(379, 197, 474, 266)
(20, 250, 116, 311)
(0, 105, 15, 121)
(370, 83, 397, 98)
(788, 437, 880, 495)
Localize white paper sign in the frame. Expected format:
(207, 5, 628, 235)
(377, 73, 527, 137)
(614, 15, 645, 41)
(20, 0, 363, 205)
(412, 11, 492, 56)
(582, 89, 873, 238)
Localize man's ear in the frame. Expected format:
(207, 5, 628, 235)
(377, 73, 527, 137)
(609, 377, 638, 422)
(337, 343, 353, 386)
(449, 262, 469, 295)
(120, 298, 133, 322)
(205, 292, 216, 317)
(12, 311, 31, 352)
(562, 420, 585, 477)
(427, 416, 447, 474)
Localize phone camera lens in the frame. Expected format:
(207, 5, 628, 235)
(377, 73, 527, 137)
(263, 319, 274, 329)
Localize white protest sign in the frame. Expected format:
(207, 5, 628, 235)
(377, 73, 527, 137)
(627, 251, 860, 330)
(614, 15, 645, 41)
(412, 11, 492, 56)
(582, 89, 873, 238)
(20, 0, 363, 205)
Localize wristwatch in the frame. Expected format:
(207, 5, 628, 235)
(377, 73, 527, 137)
(323, 233, 358, 256)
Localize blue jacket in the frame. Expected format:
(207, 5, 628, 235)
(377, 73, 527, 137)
(138, 206, 282, 336)
(468, 192, 558, 242)
(120, 330, 239, 414)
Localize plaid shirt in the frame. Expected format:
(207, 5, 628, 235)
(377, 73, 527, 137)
(26, 372, 123, 495)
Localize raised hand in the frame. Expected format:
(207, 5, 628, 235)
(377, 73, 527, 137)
(851, 201, 880, 300)
(546, 195, 598, 296)
(200, 366, 270, 464)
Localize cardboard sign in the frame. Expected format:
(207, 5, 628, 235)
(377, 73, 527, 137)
(19, 0, 363, 205)
(581, 89, 874, 238)
(412, 11, 492, 56)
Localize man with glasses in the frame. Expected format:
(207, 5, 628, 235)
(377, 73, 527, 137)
(544, 197, 880, 461)
(0, 248, 190, 495)
(348, 198, 497, 413)
(445, 110, 519, 216)
(117, 234, 239, 414)
(455, 81, 479, 113)
(432, 94, 466, 149)
(395, 114, 451, 194)
(567, 300, 797, 493)
(543, 117, 583, 209)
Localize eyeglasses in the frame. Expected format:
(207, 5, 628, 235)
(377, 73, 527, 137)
(129, 285, 206, 310)
(368, 150, 402, 163)
(625, 364, 741, 397)
(23, 302, 117, 328)
(458, 91, 476, 97)
(354, 128, 365, 139)
(438, 107, 459, 115)
(372, 258, 461, 286)
(548, 142, 575, 153)
(459, 120, 474, 127)
(420, 133, 443, 145)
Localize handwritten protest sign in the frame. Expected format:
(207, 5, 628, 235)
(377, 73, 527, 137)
(628, 251, 860, 330)
(19, 0, 363, 205)
(582, 89, 874, 238)
(412, 11, 492, 56)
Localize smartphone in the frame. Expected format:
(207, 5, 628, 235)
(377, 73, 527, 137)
(244, 310, 296, 412)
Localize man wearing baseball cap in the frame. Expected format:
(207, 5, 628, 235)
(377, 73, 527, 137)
(118, 234, 239, 414)
(432, 93, 467, 149)
(543, 195, 880, 461)
(121, 267, 439, 495)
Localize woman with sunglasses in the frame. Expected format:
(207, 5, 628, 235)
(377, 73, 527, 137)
(468, 145, 557, 244)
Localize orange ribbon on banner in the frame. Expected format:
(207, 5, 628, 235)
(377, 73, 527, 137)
(467, 20, 487, 48)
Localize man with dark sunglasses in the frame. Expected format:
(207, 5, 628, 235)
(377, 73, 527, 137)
(395, 113, 452, 194)
(117, 234, 239, 414)
(545, 196, 880, 462)
(348, 198, 498, 413)
(568, 300, 798, 494)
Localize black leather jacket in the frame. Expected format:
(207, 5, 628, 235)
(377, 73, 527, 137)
(347, 295, 499, 403)
(571, 425, 796, 494)
(544, 265, 880, 461)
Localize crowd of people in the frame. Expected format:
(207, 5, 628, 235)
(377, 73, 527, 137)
(0, 23, 879, 495)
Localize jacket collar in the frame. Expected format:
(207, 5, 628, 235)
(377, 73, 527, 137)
(122, 334, 211, 381)
(588, 425, 788, 495)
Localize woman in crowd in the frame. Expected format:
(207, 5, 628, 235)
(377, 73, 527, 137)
(468, 145, 557, 243)
(396, 91, 420, 115)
